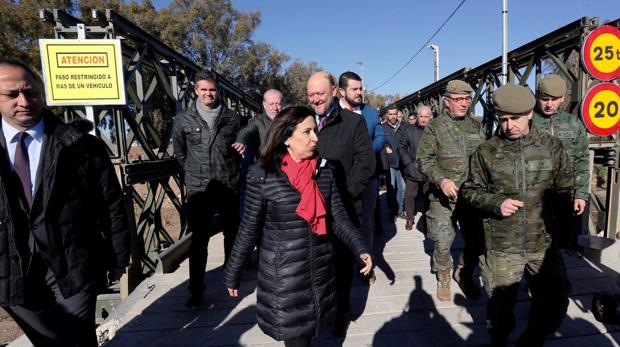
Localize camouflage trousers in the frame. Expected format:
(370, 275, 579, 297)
(480, 248, 571, 342)
(426, 198, 484, 273)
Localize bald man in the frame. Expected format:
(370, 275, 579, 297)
(307, 71, 375, 336)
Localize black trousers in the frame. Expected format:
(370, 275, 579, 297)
(187, 182, 240, 296)
(4, 256, 98, 347)
(284, 336, 311, 347)
(333, 197, 362, 319)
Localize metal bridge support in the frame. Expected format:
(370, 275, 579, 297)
(394, 16, 620, 269)
(39, 8, 261, 313)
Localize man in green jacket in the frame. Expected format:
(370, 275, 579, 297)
(232, 89, 282, 157)
(416, 79, 485, 301)
(532, 74, 589, 249)
(461, 83, 574, 346)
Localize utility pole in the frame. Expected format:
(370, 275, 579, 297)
(357, 61, 365, 103)
(428, 44, 439, 82)
(501, 0, 508, 84)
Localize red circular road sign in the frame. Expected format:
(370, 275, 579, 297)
(582, 25, 620, 81)
(581, 82, 620, 136)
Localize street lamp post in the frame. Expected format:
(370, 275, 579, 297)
(428, 44, 439, 82)
(357, 61, 365, 103)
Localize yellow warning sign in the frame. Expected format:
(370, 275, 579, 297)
(39, 39, 126, 106)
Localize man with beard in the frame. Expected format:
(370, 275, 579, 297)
(532, 75, 589, 250)
(338, 71, 385, 284)
(398, 105, 432, 230)
(382, 105, 407, 220)
(307, 71, 375, 336)
(416, 79, 485, 301)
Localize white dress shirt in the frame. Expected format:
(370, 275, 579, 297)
(2, 118, 45, 195)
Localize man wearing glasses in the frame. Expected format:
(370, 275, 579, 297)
(416, 80, 485, 301)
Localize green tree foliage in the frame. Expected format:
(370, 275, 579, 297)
(0, 0, 391, 108)
(365, 91, 400, 109)
(0, 0, 73, 73)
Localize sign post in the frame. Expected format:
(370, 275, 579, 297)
(581, 82, 620, 136)
(582, 25, 620, 82)
(39, 38, 126, 106)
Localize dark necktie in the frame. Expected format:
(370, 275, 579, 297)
(318, 116, 328, 131)
(14, 132, 32, 206)
(346, 107, 355, 113)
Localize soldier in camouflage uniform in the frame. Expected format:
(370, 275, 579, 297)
(532, 75, 589, 248)
(461, 84, 574, 347)
(416, 80, 485, 301)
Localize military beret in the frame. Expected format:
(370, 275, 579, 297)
(445, 79, 472, 95)
(493, 83, 535, 114)
(538, 74, 566, 98)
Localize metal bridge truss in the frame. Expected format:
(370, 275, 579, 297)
(40, 8, 262, 296)
(394, 16, 620, 242)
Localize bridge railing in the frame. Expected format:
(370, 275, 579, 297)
(393, 16, 620, 261)
(39, 8, 262, 305)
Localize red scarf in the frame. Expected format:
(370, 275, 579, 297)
(281, 153, 327, 235)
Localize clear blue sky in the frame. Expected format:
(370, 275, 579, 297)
(153, 0, 619, 97)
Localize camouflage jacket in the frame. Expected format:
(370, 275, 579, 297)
(461, 127, 574, 254)
(416, 108, 485, 200)
(532, 110, 589, 200)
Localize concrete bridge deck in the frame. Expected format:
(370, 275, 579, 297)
(15, 200, 620, 347)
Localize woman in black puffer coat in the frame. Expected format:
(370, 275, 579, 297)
(224, 106, 372, 347)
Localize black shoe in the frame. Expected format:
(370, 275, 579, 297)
(332, 313, 350, 337)
(453, 267, 481, 300)
(184, 294, 204, 308)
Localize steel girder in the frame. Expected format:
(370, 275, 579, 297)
(39, 9, 262, 293)
(394, 17, 620, 240)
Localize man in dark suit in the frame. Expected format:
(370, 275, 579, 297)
(0, 59, 130, 346)
(307, 71, 375, 336)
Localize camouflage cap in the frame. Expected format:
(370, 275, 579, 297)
(445, 79, 472, 95)
(493, 83, 535, 114)
(538, 74, 566, 98)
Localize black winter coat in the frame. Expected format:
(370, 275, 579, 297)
(223, 162, 370, 341)
(397, 124, 427, 182)
(0, 113, 130, 305)
(172, 101, 241, 193)
(316, 104, 375, 207)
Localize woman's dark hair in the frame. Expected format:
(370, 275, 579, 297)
(259, 105, 315, 172)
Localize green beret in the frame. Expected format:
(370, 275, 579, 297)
(445, 79, 472, 95)
(538, 74, 566, 98)
(493, 83, 535, 114)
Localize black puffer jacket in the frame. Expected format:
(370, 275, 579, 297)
(172, 101, 241, 192)
(223, 161, 370, 341)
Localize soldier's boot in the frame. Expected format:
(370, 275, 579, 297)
(515, 329, 545, 347)
(453, 266, 481, 300)
(490, 333, 508, 347)
(436, 268, 451, 301)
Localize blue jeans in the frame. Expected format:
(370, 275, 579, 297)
(388, 168, 405, 214)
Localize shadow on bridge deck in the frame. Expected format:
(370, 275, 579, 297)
(90, 195, 620, 347)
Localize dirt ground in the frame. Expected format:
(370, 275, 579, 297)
(0, 308, 21, 346)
